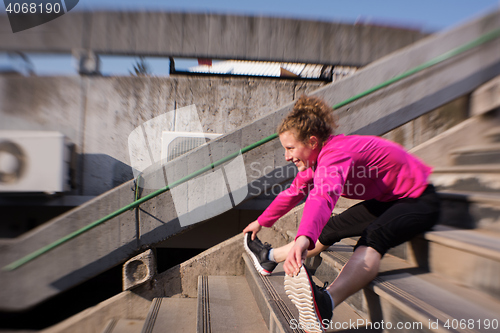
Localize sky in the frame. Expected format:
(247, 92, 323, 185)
(1, 0, 499, 76)
(74, 0, 500, 32)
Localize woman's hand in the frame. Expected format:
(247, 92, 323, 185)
(284, 236, 310, 276)
(242, 220, 262, 240)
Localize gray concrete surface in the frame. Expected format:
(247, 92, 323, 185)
(420, 225, 500, 299)
(471, 75, 500, 116)
(0, 75, 324, 196)
(1, 9, 499, 312)
(145, 298, 197, 333)
(382, 96, 468, 150)
(411, 110, 500, 167)
(0, 11, 426, 65)
(430, 164, 500, 193)
(204, 276, 268, 333)
(42, 291, 151, 333)
(317, 245, 500, 333)
(102, 319, 143, 333)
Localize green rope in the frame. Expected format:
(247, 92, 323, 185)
(2, 134, 277, 271)
(3, 26, 500, 272)
(332, 27, 500, 110)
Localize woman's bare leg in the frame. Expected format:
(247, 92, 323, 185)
(326, 246, 381, 307)
(272, 240, 330, 263)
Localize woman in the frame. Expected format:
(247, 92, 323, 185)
(243, 95, 440, 332)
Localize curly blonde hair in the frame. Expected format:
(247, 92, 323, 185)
(278, 95, 338, 143)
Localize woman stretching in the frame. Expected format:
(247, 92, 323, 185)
(243, 95, 440, 332)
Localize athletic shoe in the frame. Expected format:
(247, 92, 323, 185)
(243, 232, 278, 276)
(284, 265, 333, 333)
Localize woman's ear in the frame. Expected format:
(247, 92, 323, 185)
(309, 136, 320, 150)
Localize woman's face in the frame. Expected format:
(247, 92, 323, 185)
(279, 130, 320, 172)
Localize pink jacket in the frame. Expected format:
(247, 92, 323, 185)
(257, 134, 432, 249)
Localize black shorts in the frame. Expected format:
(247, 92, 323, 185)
(317, 184, 441, 256)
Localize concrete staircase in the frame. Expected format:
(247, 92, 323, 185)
(194, 255, 369, 333)
(0, 8, 500, 330)
(317, 240, 500, 333)
(430, 125, 500, 195)
(83, 110, 500, 333)
(100, 297, 198, 333)
(196, 275, 267, 332)
(91, 252, 368, 333)
(90, 207, 500, 333)
(429, 124, 500, 232)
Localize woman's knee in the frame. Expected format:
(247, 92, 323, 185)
(307, 240, 330, 257)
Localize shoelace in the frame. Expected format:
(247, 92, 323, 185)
(319, 281, 329, 291)
(250, 235, 272, 250)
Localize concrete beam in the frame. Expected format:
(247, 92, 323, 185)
(0, 11, 426, 65)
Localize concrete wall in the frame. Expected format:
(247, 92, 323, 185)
(0, 75, 324, 196)
(0, 11, 426, 66)
(0, 72, 469, 198)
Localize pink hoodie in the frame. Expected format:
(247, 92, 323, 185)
(257, 134, 432, 249)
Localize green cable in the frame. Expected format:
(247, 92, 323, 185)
(3, 26, 500, 272)
(332, 27, 500, 110)
(2, 134, 278, 271)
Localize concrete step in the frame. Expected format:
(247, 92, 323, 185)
(243, 253, 302, 333)
(412, 225, 500, 300)
(197, 275, 268, 333)
(243, 253, 374, 333)
(315, 242, 500, 333)
(485, 127, 500, 143)
(450, 143, 500, 165)
(430, 164, 500, 193)
(142, 297, 197, 333)
(101, 319, 144, 333)
(438, 191, 500, 230)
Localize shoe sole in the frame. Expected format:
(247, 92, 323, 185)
(284, 266, 325, 333)
(243, 234, 272, 276)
